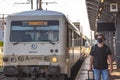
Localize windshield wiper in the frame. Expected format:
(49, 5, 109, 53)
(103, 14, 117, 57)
(13, 42, 19, 45)
(48, 40, 55, 45)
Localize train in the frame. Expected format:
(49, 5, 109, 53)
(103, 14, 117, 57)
(3, 10, 88, 80)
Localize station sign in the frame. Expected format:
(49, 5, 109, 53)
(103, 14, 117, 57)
(97, 22, 115, 32)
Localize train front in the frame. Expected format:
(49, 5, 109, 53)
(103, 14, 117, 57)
(3, 10, 68, 79)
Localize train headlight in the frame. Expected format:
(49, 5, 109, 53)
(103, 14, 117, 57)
(66, 59, 69, 62)
(51, 57, 58, 63)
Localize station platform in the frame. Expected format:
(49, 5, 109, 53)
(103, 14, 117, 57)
(75, 55, 120, 80)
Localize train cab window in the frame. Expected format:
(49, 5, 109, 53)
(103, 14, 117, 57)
(10, 26, 34, 42)
(83, 39, 86, 46)
(10, 20, 59, 42)
(36, 26, 59, 42)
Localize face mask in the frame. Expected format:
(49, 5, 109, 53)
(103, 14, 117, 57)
(97, 38, 103, 43)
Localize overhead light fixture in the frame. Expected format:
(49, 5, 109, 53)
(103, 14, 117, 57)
(101, 0, 104, 3)
(98, 13, 101, 17)
(96, 19, 98, 21)
(99, 7, 103, 11)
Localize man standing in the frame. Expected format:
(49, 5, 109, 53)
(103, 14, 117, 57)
(89, 33, 113, 80)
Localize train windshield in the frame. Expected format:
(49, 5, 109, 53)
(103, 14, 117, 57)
(10, 20, 59, 42)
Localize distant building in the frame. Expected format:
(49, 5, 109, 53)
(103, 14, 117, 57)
(73, 22, 80, 30)
(0, 14, 7, 41)
(0, 20, 3, 41)
(0, 30, 3, 41)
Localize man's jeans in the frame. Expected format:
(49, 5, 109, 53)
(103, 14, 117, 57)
(93, 69, 109, 80)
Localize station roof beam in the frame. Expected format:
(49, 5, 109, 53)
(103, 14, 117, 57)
(86, 0, 120, 31)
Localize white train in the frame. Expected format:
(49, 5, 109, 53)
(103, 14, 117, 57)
(3, 10, 87, 80)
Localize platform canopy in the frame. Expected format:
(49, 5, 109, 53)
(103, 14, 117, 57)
(86, 0, 120, 31)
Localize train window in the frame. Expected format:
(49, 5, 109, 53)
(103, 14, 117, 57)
(85, 41, 90, 48)
(67, 28, 72, 47)
(10, 20, 59, 42)
(73, 32, 80, 46)
(69, 29, 72, 47)
(10, 26, 34, 42)
(83, 39, 86, 46)
(73, 33, 77, 39)
(35, 26, 59, 41)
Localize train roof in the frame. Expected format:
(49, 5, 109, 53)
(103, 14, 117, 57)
(8, 10, 65, 16)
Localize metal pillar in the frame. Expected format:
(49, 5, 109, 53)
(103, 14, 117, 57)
(37, 0, 42, 10)
(108, 32, 114, 55)
(114, 14, 120, 69)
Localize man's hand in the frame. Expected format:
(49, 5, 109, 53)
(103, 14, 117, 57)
(89, 65, 93, 71)
(89, 56, 94, 71)
(108, 55, 113, 73)
(109, 65, 113, 73)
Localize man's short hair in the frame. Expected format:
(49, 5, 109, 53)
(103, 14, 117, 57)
(94, 33, 106, 40)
